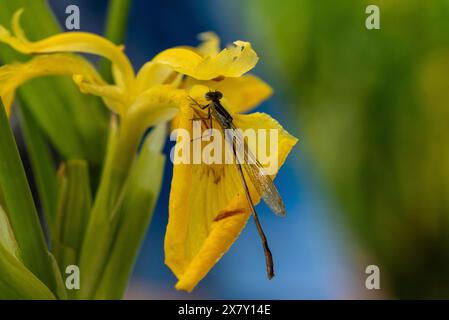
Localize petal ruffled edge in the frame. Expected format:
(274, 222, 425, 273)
(153, 41, 258, 80)
(184, 75, 273, 114)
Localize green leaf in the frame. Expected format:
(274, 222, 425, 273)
(94, 124, 166, 299)
(0, 243, 56, 300)
(47, 251, 68, 300)
(75, 121, 129, 299)
(17, 100, 58, 237)
(0, 187, 5, 209)
(0, 99, 55, 293)
(0, 204, 21, 261)
(53, 161, 92, 274)
(104, 0, 133, 44)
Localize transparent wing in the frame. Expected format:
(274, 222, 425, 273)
(227, 123, 286, 217)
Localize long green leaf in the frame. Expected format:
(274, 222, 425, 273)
(47, 251, 67, 300)
(54, 160, 91, 275)
(17, 100, 58, 237)
(75, 119, 122, 299)
(0, 204, 21, 261)
(100, 0, 133, 81)
(0, 243, 55, 300)
(94, 124, 166, 299)
(104, 0, 133, 44)
(0, 187, 6, 215)
(0, 99, 55, 292)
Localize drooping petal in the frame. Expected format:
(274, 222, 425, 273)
(0, 10, 134, 89)
(134, 62, 176, 95)
(196, 32, 220, 57)
(165, 88, 298, 291)
(184, 74, 273, 113)
(0, 54, 108, 115)
(73, 75, 125, 114)
(153, 41, 258, 80)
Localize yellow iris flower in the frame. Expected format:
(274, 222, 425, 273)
(156, 33, 298, 291)
(0, 11, 297, 293)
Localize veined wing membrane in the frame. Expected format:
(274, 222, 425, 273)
(227, 123, 286, 217)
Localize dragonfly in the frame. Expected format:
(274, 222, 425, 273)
(189, 90, 286, 279)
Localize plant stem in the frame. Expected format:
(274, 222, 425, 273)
(100, 0, 133, 82)
(76, 115, 143, 299)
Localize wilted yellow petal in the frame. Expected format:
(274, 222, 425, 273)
(165, 92, 298, 291)
(0, 54, 106, 115)
(0, 10, 134, 89)
(153, 41, 258, 80)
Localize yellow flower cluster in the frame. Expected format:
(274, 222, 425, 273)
(0, 10, 297, 292)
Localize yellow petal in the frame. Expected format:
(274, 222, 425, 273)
(11, 8, 28, 44)
(0, 10, 134, 89)
(174, 199, 251, 292)
(153, 41, 258, 80)
(73, 75, 125, 114)
(134, 62, 175, 95)
(185, 75, 273, 113)
(196, 32, 220, 57)
(125, 84, 186, 135)
(0, 54, 106, 115)
(165, 95, 298, 291)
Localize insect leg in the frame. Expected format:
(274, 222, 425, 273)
(190, 108, 213, 142)
(208, 107, 213, 131)
(188, 96, 210, 109)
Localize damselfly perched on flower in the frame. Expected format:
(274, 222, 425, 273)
(189, 90, 288, 279)
(162, 33, 298, 290)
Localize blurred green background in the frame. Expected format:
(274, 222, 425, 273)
(243, 0, 449, 298)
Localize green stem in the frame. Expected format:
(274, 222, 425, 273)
(76, 116, 143, 299)
(100, 0, 133, 81)
(93, 124, 166, 299)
